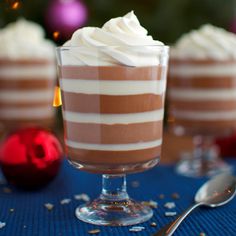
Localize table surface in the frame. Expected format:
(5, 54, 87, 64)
(0, 158, 235, 236)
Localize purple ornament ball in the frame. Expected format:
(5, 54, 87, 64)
(45, 0, 88, 39)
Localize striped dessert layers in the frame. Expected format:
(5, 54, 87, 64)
(168, 59, 236, 135)
(0, 59, 56, 128)
(59, 65, 167, 169)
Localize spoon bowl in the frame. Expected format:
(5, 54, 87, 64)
(195, 173, 236, 207)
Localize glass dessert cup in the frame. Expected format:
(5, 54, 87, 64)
(168, 59, 234, 177)
(0, 59, 56, 131)
(56, 45, 169, 226)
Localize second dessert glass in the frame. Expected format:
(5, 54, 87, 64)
(56, 45, 169, 226)
(0, 59, 56, 131)
(168, 58, 234, 177)
(0, 19, 57, 133)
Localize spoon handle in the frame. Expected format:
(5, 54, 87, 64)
(153, 202, 203, 236)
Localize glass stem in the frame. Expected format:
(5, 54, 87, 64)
(193, 135, 217, 166)
(100, 174, 129, 201)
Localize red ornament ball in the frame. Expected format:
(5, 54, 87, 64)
(45, 0, 88, 39)
(0, 127, 63, 189)
(215, 133, 236, 158)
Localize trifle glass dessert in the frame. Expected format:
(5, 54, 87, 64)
(57, 11, 169, 225)
(168, 25, 235, 177)
(0, 19, 56, 131)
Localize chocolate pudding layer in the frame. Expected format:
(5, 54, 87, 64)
(0, 59, 56, 129)
(168, 59, 236, 136)
(59, 65, 166, 174)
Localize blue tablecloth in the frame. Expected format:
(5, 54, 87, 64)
(0, 159, 235, 236)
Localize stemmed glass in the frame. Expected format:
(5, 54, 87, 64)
(56, 45, 169, 226)
(168, 59, 233, 177)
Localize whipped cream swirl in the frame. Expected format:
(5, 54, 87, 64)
(0, 19, 55, 60)
(171, 24, 236, 60)
(63, 11, 166, 66)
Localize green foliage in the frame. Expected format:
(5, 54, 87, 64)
(0, 0, 235, 44)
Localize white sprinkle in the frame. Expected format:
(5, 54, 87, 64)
(165, 212, 177, 216)
(129, 226, 145, 232)
(150, 222, 157, 227)
(88, 229, 100, 234)
(132, 226, 145, 230)
(141, 200, 158, 208)
(164, 202, 176, 209)
(44, 203, 54, 211)
(0, 222, 6, 229)
(74, 194, 90, 202)
(131, 181, 140, 188)
(60, 198, 71, 205)
(129, 229, 141, 232)
(149, 200, 158, 208)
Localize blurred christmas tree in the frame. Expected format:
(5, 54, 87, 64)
(0, 0, 235, 44)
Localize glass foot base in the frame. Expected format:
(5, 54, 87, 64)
(75, 197, 153, 226)
(176, 152, 232, 178)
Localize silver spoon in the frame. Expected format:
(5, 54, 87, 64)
(153, 173, 236, 236)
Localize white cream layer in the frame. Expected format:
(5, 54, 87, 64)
(65, 11, 165, 66)
(169, 88, 236, 101)
(63, 109, 164, 124)
(0, 19, 55, 59)
(60, 78, 166, 95)
(0, 106, 54, 119)
(169, 63, 236, 77)
(171, 24, 236, 60)
(173, 110, 236, 121)
(0, 65, 56, 79)
(0, 89, 54, 102)
(66, 138, 162, 151)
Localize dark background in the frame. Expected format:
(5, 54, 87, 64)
(1, 0, 236, 45)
